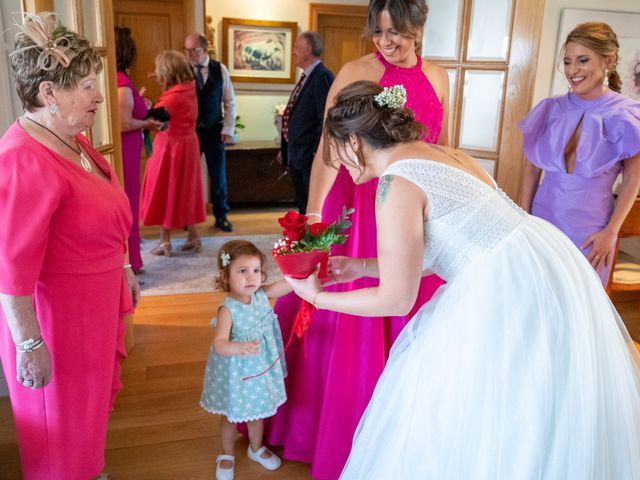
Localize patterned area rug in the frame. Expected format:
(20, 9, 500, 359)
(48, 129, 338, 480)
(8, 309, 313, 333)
(138, 234, 282, 296)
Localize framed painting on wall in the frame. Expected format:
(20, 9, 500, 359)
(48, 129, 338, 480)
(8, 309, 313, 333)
(551, 8, 640, 100)
(221, 17, 297, 84)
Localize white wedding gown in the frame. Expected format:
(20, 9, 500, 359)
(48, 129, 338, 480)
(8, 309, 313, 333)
(340, 159, 640, 479)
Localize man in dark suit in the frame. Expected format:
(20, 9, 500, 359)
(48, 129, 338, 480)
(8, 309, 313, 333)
(184, 33, 236, 232)
(280, 31, 334, 214)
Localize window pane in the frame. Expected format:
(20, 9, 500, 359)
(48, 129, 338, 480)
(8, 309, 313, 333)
(80, 0, 102, 46)
(91, 64, 111, 149)
(467, 0, 512, 61)
(477, 158, 496, 177)
(54, 0, 77, 32)
(459, 70, 504, 151)
(422, 0, 462, 59)
(446, 69, 457, 145)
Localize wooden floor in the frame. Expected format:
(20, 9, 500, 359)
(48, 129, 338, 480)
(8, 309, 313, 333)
(1, 208, 639, 479)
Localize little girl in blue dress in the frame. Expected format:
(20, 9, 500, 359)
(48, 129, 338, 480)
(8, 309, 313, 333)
(200, 239, 291, 480)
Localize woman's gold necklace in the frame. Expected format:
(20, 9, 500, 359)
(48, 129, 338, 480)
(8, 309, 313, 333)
(24, 116, 92, 172)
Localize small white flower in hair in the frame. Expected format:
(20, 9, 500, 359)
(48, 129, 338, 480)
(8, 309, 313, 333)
(220, 251, 231, 267)
(374, 85, 407, 109)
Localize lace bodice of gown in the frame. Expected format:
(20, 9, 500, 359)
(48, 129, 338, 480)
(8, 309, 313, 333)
(381, 160, 526, 281)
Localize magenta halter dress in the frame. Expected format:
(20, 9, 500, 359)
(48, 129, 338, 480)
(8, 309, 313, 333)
(265, 52, 445, 479)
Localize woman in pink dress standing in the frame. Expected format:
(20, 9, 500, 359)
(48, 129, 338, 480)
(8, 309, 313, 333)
(116, 27, 163, 273)
(265, 1, 450, 478)
(140, 50, 206, 255)
(0, 13, 139, 479)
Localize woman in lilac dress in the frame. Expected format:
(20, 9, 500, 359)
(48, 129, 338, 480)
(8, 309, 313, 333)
(519, 22, 640, 285)
(265, 1, 450, 478)
(116, 27, 162, 273)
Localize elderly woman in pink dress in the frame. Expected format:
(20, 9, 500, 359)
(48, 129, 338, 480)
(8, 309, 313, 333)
(519, 22, 640, 286)
(0, 14, 139, 479)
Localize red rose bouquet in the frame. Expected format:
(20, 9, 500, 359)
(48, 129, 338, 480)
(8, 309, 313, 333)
(243, 208, 353, 381)
(273, 207, 353, 337)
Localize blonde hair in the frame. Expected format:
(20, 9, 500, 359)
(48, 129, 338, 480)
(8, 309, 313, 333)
(154, 50, 194, 90)
(215, 240, 267, 292)
(562, 22, 621, 93)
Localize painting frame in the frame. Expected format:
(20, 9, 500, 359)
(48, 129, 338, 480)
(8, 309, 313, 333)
(550, 8, 640, 100)
(222, 17, 297, 84)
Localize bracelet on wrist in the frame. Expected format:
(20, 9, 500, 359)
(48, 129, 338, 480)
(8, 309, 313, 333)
(15, 336, 45, 353)
(306, 212, 322, 220)
(124, 263, 132, 270)
(312, 291, 324, 309)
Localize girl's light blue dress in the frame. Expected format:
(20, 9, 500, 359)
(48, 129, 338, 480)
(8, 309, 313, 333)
(200, 288, 287, 422)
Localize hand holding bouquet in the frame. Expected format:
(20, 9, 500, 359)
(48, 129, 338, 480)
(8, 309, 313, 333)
(273, 207, 353, 337)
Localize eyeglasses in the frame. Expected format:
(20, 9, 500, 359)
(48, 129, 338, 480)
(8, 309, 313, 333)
(184, 47, 203, 54)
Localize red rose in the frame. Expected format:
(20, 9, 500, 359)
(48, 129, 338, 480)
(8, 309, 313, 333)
(278, 211, 308, 241)
(309, 222, 329, 236)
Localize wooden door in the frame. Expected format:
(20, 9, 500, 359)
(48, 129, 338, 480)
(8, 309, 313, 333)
(114, 0, 186, 104)
(424, 0, 545, 199)
(309, 4, 372, 76)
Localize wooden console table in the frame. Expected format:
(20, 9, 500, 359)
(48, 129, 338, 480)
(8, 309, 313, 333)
(226, 140, 295, 206)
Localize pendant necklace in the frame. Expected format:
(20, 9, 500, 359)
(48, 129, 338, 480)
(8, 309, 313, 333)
(24, 116, 92, 172)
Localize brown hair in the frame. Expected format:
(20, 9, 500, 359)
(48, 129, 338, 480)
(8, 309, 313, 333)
(364, 0, 429, 55)
(154, 50, 194, 90)
(322, 80, 424, 178)
(215, 240, 267, 292)
(10, 20, 102, 112)
(115, 26, 137, 72)
(563, 22, 621, 93)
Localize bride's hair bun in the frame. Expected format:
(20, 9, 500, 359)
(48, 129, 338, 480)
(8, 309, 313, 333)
(324, 80, 426, 155)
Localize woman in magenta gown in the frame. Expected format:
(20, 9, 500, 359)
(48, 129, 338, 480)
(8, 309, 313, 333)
(116, 27, 162, 273)
(264, 1, 450, 478)
(519, 22, 640, 286)
(0, 14, 138, 479)
(140, 51, 206, 256)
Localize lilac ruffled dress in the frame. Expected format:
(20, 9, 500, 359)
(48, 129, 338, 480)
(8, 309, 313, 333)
(519, 90, 640, 284)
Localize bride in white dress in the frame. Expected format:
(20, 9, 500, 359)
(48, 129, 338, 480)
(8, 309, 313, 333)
(285, 81, 640, 479)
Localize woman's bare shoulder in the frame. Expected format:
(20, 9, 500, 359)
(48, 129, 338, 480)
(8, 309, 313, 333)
(337, 54, 383, 82)
(421, 58, 447, 81)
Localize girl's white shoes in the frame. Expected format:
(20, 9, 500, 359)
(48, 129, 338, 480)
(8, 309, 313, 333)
(247, 445, 282, 470)
(216, 447, 281, 479)
(215, 454, 235, 480)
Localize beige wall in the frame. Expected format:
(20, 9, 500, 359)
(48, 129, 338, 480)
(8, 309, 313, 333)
(204, 0, 368, 142)
(532, 0, 640, 105)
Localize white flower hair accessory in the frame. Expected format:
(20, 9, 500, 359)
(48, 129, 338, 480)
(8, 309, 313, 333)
(374, 85, 407, 109)
(12, 13, 76, 71)
(220, 251, 231, 267)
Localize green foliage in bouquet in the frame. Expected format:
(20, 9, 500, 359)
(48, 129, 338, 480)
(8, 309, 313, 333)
(273, 207, 355, 256)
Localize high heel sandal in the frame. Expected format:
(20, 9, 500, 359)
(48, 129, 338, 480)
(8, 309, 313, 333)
(150, 241, 172, 256)
(180, 238, 202, 253)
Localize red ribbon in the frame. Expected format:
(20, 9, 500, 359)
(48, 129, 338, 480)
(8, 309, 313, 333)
(242, 252, 328, 381)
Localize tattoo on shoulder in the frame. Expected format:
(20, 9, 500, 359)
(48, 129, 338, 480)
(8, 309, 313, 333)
(376, 176, 393, 209)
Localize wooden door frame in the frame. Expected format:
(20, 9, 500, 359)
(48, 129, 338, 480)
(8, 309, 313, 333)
(309, 3, 368, 32)
(494, 0, 545, 199)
